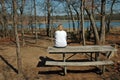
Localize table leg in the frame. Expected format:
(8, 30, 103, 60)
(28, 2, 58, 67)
(63, 53, 67, 75)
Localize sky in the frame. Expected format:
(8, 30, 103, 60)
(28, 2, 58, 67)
(3, 0, 120, 16)
(35, 0, 120, 16)
(23, 0, 73, 16)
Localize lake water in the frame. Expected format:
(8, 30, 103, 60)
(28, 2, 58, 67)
(3, 20, 120, 29)
(38, 21, 120, 29)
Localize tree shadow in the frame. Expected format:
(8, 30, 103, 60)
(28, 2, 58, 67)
(0, 55, 18, 73)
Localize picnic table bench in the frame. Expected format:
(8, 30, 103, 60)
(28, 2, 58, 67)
(45, 45, 117, 75)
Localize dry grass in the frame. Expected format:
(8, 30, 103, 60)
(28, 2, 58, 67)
(0, 27, 120, 80)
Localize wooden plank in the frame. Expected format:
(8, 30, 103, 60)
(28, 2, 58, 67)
(48, 46, 117, 53)
(46, 60, 114, 66)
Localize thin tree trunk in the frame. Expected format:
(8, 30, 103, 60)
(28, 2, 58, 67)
(20, 0, 26, 46)
(29, 0, 34, 35)
(12, 0, 23, 76)
(100, 0, 106, 44)
(89, 0, 94, 40)
(106, 0, 115, 33)
(85, 8, 100, 44)
(46, 0, 51, 36)
(34, 0, 38, 43)
(72, 5, 80, 34)
(81, 0, 85, 45)
(0, 0, 8, 38)
(66, 0, 75, 32)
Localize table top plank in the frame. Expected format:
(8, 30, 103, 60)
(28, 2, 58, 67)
(48, 45, 117, 53)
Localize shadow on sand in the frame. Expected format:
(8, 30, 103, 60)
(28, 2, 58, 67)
(0, 55, 18, 73)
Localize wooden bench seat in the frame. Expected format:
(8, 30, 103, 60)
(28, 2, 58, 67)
(46, 60, 114, 66)
(46, 60, 114, 74)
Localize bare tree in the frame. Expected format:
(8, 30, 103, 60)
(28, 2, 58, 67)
(80, 0, 85, 45)
(12, 0, 23, 78)
(34, 0, 38, 43)
(106, 0, 116, 33)
(46, 0, 51, 36)
(71, 1, 80, 34)
(19, 0, 26, 46)
(63, 4, 71, 32)
(66, 0, 76, 31)
(0, 0, 8, 38)
(28, 0, 34, 34)
(84, 0, 100, 44)
(100, 0, 106, 44)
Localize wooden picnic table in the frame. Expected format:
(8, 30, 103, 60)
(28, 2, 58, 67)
(46, 45, 117, 75)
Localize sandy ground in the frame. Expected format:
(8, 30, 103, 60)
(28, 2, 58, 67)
(0, 30, 120, 80)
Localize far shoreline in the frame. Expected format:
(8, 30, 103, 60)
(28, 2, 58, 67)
(7, 20, 120, 25)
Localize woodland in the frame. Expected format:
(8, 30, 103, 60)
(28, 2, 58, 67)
(0, 0, 120, 80)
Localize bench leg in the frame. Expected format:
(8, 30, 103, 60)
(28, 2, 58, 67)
(63, 53, 67, 75)
(102, 65, 105, 73)
(95, 52, 99, 61)
(90, 53, 93, 61)
(106, 51, 116, 59)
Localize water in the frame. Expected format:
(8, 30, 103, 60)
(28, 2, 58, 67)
(38, 20, 120, 29)
(1, 20, 119, 29)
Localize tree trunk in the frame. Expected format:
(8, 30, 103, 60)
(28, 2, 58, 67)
(80, 0, 85, 45)
(0, 0, 8, 38)
(46, 0, 51, 36)
(66, 0, 75, 32)
(106, 0, 115, 33)
(12, 0, 23, 76)
(100, 0, 106, 44)
(34, 0, 38, 43)
(20, 0, 26, 46)
(72, 5, 80, 34)
(89, 0, 94, 40)
(85, 8, 100, 44)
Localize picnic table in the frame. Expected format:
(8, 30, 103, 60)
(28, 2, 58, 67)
(45, 45, 117, 75)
